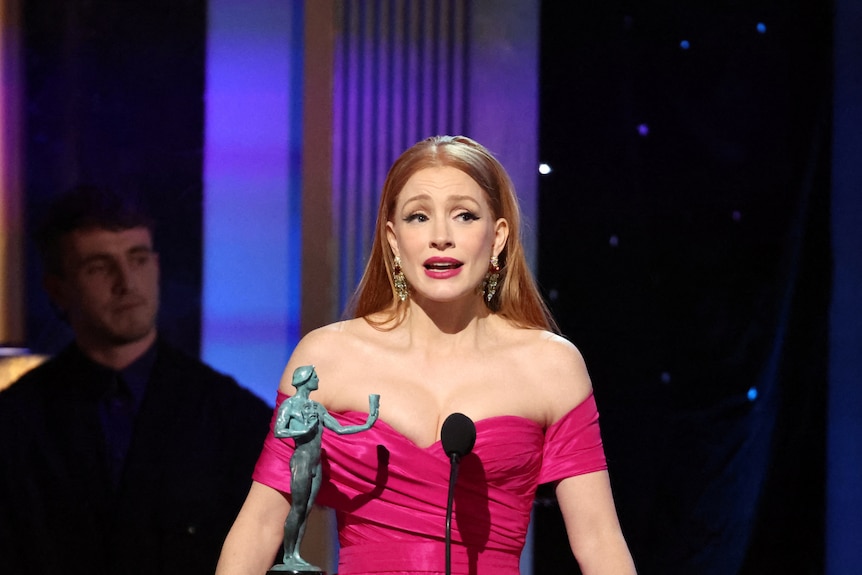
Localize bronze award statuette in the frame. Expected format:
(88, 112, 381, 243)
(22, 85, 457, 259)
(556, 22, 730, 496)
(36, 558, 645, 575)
(267, 365, 380, 575)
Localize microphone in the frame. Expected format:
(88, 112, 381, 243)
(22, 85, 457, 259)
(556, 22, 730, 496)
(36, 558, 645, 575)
(441, 412, 476, 461)
(440, 413, 476, 575)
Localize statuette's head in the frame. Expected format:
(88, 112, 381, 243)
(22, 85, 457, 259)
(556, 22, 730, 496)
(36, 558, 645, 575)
(291, 365, 319, 391)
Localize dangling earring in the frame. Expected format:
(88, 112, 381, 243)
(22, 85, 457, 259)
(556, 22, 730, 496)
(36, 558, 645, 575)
(393, 256, 409, 301)
(483, 255, 501, 302)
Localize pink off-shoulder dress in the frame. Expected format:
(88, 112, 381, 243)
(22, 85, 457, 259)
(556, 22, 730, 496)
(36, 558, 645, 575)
(253, 392, 607, 575)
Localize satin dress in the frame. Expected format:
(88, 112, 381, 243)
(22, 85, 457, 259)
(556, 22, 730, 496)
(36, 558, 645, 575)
(254, 392, 607, 575)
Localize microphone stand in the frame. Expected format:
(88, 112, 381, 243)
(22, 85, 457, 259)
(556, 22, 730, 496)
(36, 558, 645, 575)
(445, 452, 461, 575)
(440, 412, 475, 575)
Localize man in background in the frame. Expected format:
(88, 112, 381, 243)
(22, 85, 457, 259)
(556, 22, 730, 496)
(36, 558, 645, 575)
(0, 186, 273, 575)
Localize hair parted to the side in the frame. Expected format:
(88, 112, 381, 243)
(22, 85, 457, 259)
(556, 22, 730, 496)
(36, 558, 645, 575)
(347, 135, 559, 333)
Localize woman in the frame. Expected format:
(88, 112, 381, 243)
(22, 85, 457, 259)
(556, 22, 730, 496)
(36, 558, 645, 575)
(216, 135, 637, 574)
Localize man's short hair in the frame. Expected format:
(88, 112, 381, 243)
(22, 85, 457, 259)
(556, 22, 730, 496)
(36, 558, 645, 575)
(35, 185, 155, 276)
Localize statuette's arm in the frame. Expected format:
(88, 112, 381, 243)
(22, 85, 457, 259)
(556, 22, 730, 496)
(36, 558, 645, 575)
(322, 394, 380, 435)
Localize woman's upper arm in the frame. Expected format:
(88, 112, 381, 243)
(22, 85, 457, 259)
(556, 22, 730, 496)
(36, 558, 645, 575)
(216, 481, 290, 575)
(555, 472, 637, 574)
(536, 333, 594, 424)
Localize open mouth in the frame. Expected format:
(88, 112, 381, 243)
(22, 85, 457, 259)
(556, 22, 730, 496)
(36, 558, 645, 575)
(424, 261, 463, 271)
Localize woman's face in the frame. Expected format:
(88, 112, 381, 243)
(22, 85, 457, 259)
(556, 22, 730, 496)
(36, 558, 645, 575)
(386, 166, 508, 304)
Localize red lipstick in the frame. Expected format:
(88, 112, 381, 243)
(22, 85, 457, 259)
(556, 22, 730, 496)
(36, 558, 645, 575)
(423, 257, 463, 279)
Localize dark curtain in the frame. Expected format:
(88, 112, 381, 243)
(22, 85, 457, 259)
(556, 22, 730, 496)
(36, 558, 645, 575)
(23, 0, 207, 356)
(535, 2, 832, 574)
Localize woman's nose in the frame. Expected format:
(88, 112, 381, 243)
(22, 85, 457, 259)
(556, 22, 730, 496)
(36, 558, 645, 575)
(429, 221, 454, 249)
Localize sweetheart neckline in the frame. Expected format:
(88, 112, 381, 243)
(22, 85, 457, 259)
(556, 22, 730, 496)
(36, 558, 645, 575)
(333, 410, 544, 451)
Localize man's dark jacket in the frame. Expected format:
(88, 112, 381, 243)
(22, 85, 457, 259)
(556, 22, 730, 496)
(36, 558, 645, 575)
(0, 340, 273, 575)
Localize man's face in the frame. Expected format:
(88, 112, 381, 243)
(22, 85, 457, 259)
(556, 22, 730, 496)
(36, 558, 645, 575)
(46, 227, 160, 349)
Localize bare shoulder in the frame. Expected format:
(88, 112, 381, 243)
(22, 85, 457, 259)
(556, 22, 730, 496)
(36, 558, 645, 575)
(277, 319, 371, 398)
(506, 328, 594, 424)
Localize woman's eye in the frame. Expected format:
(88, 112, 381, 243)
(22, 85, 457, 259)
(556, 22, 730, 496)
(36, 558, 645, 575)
(404, 213, 428, 223)
(456, 211, 479, 222)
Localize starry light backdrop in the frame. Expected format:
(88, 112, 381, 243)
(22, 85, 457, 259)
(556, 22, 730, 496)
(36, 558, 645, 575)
(536, 2, 833, 574)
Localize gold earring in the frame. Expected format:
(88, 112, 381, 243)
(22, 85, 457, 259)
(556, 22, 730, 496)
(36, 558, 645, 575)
(393, 256, 409, 301)
(483, 255, 501, 302)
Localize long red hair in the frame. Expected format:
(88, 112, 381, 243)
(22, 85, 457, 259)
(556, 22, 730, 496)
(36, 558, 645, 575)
(348, 135, 558, 333)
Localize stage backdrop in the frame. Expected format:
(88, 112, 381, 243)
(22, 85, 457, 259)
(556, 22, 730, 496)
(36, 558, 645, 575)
(17, 1, 860, 574)
(536, 2, 833, 574)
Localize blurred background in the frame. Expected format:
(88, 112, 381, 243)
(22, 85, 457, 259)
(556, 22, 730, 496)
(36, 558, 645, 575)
(1, 1, 859, 574)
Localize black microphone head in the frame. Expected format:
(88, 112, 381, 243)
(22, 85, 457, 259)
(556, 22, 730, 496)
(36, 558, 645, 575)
(441, 413, 476, 458)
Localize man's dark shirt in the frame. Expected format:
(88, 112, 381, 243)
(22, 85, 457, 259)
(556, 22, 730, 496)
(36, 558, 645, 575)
(0, 339, 272, 575)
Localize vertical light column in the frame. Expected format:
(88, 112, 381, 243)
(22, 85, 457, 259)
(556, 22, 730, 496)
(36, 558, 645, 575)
(0, 0, 23, 346)
(202, 0, 304, 402)
(332, 0, 470, 310)
(330, 0, 539, 305)
(301, 0, 338, 333)
(469, 0, 540, 271)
